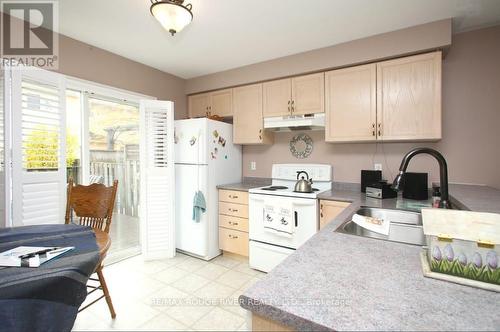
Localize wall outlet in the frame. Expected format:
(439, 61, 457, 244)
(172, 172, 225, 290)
(250, 161, 256, 171)
(374, 163, 383, 171)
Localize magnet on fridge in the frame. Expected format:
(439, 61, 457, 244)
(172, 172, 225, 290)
(218, 136, 226, 147)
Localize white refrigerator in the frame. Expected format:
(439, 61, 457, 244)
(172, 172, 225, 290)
(174, 118, 242, 260)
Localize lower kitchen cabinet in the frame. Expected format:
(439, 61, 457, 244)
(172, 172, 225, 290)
(218, 189, 249, 256)
(252, 314, 294, 332)
(219, 227, 249, 256)
(319, 200, 350, 229)
(219, 214, 248, 233)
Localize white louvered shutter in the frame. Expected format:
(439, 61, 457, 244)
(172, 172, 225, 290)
(10, 68, 66, 226)
(0, 69, 6, 227)
(139, 100, 175, 260)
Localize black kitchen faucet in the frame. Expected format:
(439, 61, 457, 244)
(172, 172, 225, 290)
(391, 147, 451, 209)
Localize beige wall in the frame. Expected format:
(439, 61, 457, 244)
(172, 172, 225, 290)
(57, 35, 187, 119)
(186, 19, 451, 94)
(242, 25, 500, 189)
(1, 13, 187, 119)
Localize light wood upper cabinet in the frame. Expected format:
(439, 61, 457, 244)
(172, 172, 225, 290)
(292, 73, 325, 115)
(263, 78, 292, 117)
(263, 74, 325, 117)
(325, 51, 442, 143)
(325, 64, 377, 142)
(188, 93, 211, 118)
(233, 84, 273, 145)
(210, 89, 232, 117)
(319, 200, 350, 229)
(377, 51, 442, 141)
(188, 89, 233, 118)
(190, 51, 442, 144)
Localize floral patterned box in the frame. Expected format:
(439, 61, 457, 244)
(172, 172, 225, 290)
(422, 209, 500, 286)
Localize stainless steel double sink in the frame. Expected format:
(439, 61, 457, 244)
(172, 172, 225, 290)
(335, 207, 426, 246)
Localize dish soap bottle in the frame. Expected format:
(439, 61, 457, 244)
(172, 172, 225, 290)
(432, 185, 441, 208)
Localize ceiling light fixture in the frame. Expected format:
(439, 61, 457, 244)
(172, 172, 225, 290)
(150, 0, 193, 36)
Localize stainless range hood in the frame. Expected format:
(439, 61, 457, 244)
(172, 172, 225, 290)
(264, 113, 325, 132)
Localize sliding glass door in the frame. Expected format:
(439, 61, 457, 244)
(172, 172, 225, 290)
(65, 88, 141, 261)
(87, 95, 140, 258)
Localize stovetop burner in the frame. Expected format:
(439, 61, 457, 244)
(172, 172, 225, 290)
(261, 186, 289, 191)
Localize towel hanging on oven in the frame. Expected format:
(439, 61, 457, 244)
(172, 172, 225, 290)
(263, 204, 293, 237)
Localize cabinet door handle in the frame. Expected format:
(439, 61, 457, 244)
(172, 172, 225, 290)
(229, 208, 238, 213)
(378, 123, 382, 136)
(229, 195, 239, 199)
(372, 123, 376, 136)
(288, 100, 291, 113)
(291, 100, 295, 114)
(228, 221, 239, 226)
(228, 234, 239, 239)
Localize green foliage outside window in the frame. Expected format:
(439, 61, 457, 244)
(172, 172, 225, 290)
(24, 125, 78, 170)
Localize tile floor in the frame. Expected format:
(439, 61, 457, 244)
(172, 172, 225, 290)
(73, 253, 265, 331)
(107, 213, 140, 255)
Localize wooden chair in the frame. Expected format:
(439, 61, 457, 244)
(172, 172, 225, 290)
(65, 178, 118, 318)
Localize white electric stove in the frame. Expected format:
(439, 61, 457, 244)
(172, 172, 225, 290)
(248, 164, 332, 272)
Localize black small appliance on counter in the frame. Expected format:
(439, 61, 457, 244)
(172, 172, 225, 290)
(366, 180, 397, 199)
(402, 172, 429, 200)
(361, 170, 382, 193)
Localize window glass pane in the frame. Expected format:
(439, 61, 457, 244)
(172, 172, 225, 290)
(88, 97, 139, 152)
(89, 96, 141, 256)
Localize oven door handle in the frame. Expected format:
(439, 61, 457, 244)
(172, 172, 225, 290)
(294, 211, 298, 227)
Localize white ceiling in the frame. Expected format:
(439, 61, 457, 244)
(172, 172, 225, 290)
(57, 0, 500, 79)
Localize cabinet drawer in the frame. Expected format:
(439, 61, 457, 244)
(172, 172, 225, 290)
(219, 227, 248, 256)
(219, 189, 248, 205)
(219, 201, 248, 218)
(219, 214, 248, 232)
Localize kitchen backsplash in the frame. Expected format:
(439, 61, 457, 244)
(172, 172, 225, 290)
(243, 130, 443, 186)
